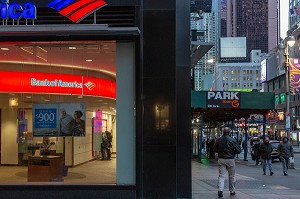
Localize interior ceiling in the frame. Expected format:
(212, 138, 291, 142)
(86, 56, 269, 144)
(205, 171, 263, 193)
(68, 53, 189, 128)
(0, 41, 117, 114)
(0, 41, 116, 76)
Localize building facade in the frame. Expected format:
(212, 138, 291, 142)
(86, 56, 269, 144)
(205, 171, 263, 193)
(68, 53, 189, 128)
(0, 1, 191, 198)
(213, 50, 263, 91)
(194, 11, 218, 90)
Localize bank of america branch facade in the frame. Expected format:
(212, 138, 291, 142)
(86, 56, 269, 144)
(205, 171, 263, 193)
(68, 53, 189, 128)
(0, 1, 191, 198)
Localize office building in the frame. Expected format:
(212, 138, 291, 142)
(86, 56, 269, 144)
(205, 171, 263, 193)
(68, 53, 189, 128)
(213, 50, 263, 91)
(220, 0, 279, 60)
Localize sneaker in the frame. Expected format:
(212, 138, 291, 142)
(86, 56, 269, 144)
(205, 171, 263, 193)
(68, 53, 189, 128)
(218, 191, 223, 197)
(284, 172, 288, 176)
(270, 172, 274, 176)
(263, 173, 266, 175)
(230, 192, 236, 195)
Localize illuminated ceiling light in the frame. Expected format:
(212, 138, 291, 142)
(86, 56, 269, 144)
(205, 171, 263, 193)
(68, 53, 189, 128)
(44, 99, 50, 102)
(78, 95, 83, 98)
(37, 46, 47, 52)
(86, 59, 93, 62)
(97, 99, 103, 102)
(20, 47, 34, 55)
(26, 96, 32, 99)
(9, 98, 18, 106)
(68, 46, 76, 50)
(1, 48, 9, 51)
(0, 61, 116, 77)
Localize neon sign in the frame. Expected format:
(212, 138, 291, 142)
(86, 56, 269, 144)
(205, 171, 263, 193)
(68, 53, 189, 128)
(31, 78, 83, 89)
(0, 70, 116, 98)
(0, 0, 36, 20)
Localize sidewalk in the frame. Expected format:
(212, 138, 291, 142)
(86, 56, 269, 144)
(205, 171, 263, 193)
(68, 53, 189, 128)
(192, 152, 300, 199)
(293, 145, 300, 153)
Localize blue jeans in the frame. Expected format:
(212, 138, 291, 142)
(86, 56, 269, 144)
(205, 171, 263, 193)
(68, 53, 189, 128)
(261, 159, 272, 173)
(280, 156, 289, 174)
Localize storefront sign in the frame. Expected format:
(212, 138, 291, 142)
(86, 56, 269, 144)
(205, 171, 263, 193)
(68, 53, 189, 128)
(207, 91, 240, 108)
(47, 0, 107, 23)
(0, 1, 36, 19)
(0, 70, 116, 98)
(0, 0, 108, 23)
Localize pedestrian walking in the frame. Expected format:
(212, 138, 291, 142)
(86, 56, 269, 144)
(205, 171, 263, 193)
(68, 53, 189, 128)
(259, 137, 274, 176)
(213, 127, 242, 198)
(209, 138, 216, 159)
(277, 136, 294, 176)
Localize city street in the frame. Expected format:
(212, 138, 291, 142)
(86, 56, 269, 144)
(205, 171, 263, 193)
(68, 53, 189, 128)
(192, 150, 300, 198)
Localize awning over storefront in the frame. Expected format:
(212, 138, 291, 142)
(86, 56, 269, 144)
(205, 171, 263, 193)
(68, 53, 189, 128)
(191, 91, 275, 122)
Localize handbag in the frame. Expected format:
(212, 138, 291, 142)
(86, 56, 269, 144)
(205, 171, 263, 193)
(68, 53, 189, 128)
(288, 157, 295, 169)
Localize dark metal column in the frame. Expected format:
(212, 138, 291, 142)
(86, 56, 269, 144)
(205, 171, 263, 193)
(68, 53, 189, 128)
(141, 0, 191, 198)
(243, 118, 248, 161)
(263, 114, 267, 140)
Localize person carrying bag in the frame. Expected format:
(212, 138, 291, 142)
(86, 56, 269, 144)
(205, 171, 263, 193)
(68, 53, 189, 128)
(277, 137, 294, 175)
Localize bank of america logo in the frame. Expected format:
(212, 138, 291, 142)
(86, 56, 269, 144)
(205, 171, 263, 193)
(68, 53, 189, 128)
(47, 0, 107, 23)
(84, 81, 96, 91)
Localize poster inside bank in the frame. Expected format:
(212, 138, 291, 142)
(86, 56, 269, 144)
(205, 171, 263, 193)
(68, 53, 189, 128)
(33, 103, 86, 137)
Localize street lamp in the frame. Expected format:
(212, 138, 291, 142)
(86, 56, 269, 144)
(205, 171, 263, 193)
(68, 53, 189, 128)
(282, 35, 296, 140)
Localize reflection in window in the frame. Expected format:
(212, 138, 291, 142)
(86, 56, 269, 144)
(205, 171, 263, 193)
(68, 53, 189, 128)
(155, 104, 170, 131)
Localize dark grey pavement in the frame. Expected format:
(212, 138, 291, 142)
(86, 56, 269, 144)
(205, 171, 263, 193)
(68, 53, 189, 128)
(192, 146, 300, 199)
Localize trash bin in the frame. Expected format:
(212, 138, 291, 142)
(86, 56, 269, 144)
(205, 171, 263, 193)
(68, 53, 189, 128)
(63, 165, 68, 176)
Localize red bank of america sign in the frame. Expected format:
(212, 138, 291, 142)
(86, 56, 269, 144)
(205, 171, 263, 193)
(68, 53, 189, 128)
(0, 0, 107, 23)
(47, 0, 107, 23)
(0, 71, 116, 98)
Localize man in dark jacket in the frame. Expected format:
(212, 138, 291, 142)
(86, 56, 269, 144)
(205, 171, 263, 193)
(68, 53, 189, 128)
(259, 137, 274, 176)
(277, 137, 294, 176)
(252, 138, 261, 165)
(213, 127, 242, 198)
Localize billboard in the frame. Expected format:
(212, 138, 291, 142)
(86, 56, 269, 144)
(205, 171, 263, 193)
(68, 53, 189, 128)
(289, 58, 300, 94)
(33, 103, 86, 137)
(220, 37, 247, 59)
(261, 59, 267, 82)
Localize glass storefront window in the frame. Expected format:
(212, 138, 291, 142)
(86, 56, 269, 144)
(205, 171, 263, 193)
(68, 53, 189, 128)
(274, 79, 279, 90)
(0, 41, 136, 185)
(268, 82, 273, 92)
